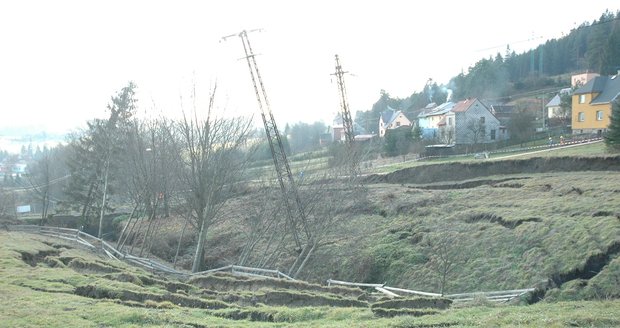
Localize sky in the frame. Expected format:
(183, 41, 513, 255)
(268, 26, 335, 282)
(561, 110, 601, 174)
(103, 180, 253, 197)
(0, 0, 619, 135)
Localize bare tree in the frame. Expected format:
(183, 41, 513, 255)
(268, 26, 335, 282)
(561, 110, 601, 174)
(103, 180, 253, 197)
(286, 161, 368, 278)
(0, 187, 16, 220)
(27, 152, 52, 224)
(175, 85, 253, 273)
(425, 231, 468, 295)
(465, 118, 486, 146)
(440, 126, 455, 145)
(116, 117, 181, 255)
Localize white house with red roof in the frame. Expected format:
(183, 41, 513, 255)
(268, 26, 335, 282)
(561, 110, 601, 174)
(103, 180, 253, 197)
(440, 98, 504, 145)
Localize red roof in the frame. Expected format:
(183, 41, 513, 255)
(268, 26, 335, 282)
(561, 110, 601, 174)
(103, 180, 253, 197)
(452, 98, 479, 112)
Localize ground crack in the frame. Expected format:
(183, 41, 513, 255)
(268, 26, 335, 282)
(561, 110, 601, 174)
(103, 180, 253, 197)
(464, 213, 541, 229)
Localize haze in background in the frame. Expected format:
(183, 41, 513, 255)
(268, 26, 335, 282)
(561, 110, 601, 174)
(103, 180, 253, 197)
(1, 0, 618, 140)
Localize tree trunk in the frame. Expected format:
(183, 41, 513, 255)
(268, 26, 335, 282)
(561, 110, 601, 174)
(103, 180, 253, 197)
(116, 203, 138, 248)
(173, 218, 189, 269)
(97, 160, 110, 239)
(293, 241, 317, 278)
(192, 216, 208, 273)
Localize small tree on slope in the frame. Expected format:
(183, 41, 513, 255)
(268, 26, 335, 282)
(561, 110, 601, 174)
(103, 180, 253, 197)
(605, 99, 620, 152)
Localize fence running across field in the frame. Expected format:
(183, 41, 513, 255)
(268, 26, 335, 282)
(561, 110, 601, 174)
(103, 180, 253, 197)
(326, 279, 535, 303)
(7, 225, 295, 280)
(9, 225, 534, 303)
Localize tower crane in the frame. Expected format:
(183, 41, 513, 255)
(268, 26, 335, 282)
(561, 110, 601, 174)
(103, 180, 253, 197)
(222, 30, 307, 249)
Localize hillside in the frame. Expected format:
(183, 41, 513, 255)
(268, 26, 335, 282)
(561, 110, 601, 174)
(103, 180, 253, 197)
(2, 231, 620, 327)
(190, 155, 620, 302)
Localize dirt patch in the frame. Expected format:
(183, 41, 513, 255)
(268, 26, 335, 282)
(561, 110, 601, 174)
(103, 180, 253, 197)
(411, 178, 529, 190)
(213, 309, 275, 322)
(592, 211, 616, 217)
(550, 241, 620, 288)
(19, 249, 60, 267)
(371, 297, 452, 310)
(246, 290, 367, 308)
(74, 284, 229, 309)
(464, 213, 542, 229)
(68, 258, 122, 274)
(371, 308, 439, 318)
(364, 156, 620, 185)
(41, 241, 73, 250)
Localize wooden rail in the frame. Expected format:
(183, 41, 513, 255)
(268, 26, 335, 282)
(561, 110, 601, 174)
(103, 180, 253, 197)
(7, 225, 294, 281)
(9, 224, 533, 302)
(327, 278, 534, 303)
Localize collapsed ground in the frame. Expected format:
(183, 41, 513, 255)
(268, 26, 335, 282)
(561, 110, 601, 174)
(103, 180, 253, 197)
(2, 232, 620, 327)
(27, 155, 620, 303)
(187, 156, 620, 302)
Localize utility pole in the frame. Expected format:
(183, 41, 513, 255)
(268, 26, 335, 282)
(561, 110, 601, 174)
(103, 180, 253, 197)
(332, 55, 355, 145)
(331, 54, 360, 179)
(222, 30, 307, 249)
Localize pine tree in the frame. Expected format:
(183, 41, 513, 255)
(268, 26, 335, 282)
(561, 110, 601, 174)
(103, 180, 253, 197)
(605, 99, 620, 152)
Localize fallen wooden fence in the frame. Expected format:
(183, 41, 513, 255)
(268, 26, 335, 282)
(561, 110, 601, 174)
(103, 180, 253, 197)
(7, 225, 293, 281)
(192, 264, 295, 280)
(327, 278, 534, 303)
(9, 225, 532, 301)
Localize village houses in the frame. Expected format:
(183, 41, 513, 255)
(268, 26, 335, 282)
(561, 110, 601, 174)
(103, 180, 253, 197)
(571, 72, 620, 136)
(378, 106, 412, 137)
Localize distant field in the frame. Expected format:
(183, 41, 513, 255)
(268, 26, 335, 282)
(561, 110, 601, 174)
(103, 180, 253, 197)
(369, 140, 608, 174)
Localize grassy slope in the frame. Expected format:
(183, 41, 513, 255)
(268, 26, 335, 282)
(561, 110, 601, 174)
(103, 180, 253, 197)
(2, 232, 620, 327)
(195, 144, 620, 302)
(370, 140, 607, 173)
(302, 170, 620, 298)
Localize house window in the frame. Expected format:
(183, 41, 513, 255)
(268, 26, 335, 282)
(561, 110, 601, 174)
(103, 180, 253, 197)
(596, 111, 603, 121)
(396, 122, 401, 127)
(448, 117, 453, 125)
(480, 117, 485, 124)
(579, 94, 586, 104)
(578, 112, 585, 122)
(491, 129, 496, 140)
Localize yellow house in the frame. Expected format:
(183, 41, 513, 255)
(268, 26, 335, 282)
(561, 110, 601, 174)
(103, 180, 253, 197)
(572, 74, 620, 135)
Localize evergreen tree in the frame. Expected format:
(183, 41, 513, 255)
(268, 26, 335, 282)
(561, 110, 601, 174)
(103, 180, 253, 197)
(63, 82, 137, 231)
(605, 99, 620, 152)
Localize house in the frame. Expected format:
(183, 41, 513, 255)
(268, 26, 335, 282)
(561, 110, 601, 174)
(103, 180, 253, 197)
(417, 102, 455, 139)
(572, 73, 620, 135)
(489, 104, 516, 126)
(571, 72, 599, 88)
(546, 87, 572, 119)
(332, 113, 369, 142)
(379, 106, 412, 137)
(441, 98, 504, 145)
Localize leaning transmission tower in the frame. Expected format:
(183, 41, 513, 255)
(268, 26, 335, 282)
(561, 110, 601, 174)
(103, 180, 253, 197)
(222, 30, 307, 249)
(331, 54, 360, 179)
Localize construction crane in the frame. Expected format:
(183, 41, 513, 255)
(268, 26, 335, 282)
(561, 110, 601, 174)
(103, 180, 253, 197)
(222, 30, 307, 249)
(331, 54, 360, 178)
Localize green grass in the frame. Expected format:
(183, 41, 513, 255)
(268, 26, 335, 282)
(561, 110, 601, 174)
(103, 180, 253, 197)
(288, 170, 620, 298)
(370, 141, 608, 174)
(2, 231, 620, 327)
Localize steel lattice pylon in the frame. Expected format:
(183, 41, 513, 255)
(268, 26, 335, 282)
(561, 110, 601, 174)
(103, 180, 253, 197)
(224, 30, 308, 248)
(332, 54, 360, 178)
(332, 54, 355, 145)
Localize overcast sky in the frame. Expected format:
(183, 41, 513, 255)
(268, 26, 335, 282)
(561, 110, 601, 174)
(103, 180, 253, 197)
(1, 0, 618, 134)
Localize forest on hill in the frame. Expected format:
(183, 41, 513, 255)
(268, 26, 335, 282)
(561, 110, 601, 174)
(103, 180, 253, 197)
(355, 10, 620, 133)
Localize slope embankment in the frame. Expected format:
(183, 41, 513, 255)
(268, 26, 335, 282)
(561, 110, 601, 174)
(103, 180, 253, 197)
(364, 156, 620, 184)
